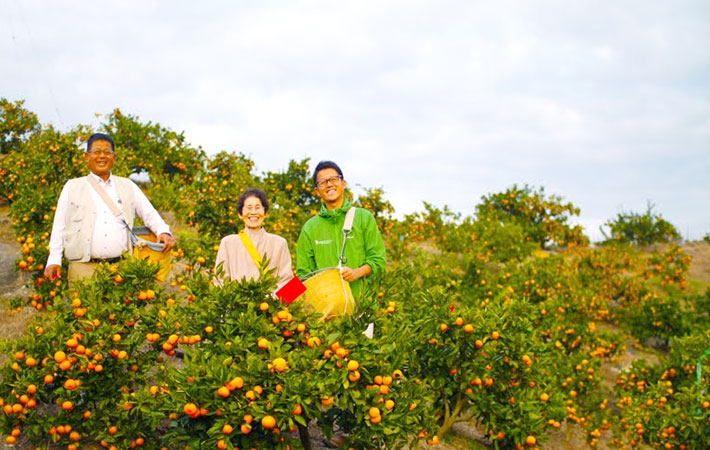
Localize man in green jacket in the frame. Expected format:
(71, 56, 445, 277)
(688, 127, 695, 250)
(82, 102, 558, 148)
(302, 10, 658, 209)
(296, 161, 386, 300)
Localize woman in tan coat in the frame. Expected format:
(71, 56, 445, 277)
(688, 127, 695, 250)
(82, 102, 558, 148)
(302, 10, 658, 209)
(214, 188, 293, 290)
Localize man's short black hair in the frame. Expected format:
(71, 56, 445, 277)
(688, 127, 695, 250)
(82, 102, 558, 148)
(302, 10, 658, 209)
(312, 160, 344, 186)
(238, 187, 269, 215)
(86, 133, 115, 153)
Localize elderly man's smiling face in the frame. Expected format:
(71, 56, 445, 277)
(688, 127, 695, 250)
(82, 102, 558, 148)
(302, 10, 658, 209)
(84, 139, 116, 180)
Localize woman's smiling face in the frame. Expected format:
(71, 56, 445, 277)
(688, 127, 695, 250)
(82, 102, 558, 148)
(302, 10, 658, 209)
(238, 196, 266, 230)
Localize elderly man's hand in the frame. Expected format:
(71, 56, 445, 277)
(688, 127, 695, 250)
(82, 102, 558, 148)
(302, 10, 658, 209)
(158, 233, 175, 253)
(44, 264, 62, 280)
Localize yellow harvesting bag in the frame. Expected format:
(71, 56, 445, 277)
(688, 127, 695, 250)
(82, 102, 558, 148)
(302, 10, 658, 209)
(132, 227, 172, 282)
(299, 268, 354, 320)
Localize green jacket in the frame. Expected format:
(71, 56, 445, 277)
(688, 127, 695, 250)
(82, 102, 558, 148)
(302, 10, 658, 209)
(296, 199, 386, 299)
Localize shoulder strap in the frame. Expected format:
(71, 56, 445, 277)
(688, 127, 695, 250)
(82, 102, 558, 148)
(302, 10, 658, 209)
(86, 176, 123, 218)
(338, 207, 357, 267)
(239, 230, 263, 270)
(343, 207, 356, 232)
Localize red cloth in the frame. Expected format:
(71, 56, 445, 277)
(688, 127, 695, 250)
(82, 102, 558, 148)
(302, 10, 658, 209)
(275, 276, 306, 304)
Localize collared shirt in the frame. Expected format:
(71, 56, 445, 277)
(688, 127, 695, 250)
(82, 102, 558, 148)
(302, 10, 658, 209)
(46, 173, 171, 267)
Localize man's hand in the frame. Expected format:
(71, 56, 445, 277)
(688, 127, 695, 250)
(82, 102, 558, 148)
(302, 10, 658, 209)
(158, 233, 175, 253)
(44, 264, 62, 280)
(340, 266, 359, 282)
(341, 264, 372, 282)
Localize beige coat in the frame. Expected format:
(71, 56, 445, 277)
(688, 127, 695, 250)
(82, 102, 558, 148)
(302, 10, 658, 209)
(214, 228, 293, 290)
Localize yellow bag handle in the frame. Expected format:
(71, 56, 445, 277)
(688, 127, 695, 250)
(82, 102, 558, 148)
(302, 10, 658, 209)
(239, 230, 264, 272)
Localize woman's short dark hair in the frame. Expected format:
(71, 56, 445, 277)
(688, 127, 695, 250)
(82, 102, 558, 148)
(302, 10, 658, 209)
(238, 187, 269, 215)
(86, 133, 115, 153)
(312, 160, 343, 186)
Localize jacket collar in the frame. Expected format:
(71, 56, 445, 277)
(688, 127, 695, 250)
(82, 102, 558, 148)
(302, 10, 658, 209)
(318, 198, 352, 219)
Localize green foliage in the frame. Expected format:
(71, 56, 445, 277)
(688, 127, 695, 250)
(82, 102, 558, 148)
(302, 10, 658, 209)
(102, 108, 206, 183)
(601, 202, 681, 246)
(3, 98, 710, 449)
(260, 158, 321, 245)
(186, 151, 256, 238)
(0, 98, 39, 156)
(475, 184, 589, 249)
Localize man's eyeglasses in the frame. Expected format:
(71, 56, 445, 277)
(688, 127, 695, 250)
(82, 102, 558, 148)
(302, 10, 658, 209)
(87, 150, 114, 157)
(316, 175, 342, 188)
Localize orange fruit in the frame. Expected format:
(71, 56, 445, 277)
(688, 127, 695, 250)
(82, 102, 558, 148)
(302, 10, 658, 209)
(183, 403, 199, 417)
(526, 435, 537, 446)
(272, 357, 288, 372)
(222, 424, 233, 435)
(217, 386, 230, 398)
(257, 338, 270, 349)
(62, 400, 73, 411)
(321, 396, 334, 406)
(261, 415, 276, 429)
(240, 423, 252, 434)
(370, 414, 382, 424)
(292, 404, 302, 415)
(227, 377, 244, 391)
(464, 324, 474, 333)
(368, 407, 381, 418)
(347, 360, 359, 371)
(243, 414, 253, 424)
(27, 384, 37, 394)
(491, 331, 500, 340)
(539, 392, 550, 402)
(54, 351, 67, 363)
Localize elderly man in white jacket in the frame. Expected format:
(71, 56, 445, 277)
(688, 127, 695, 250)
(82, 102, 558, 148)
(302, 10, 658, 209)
(44, 133, 174, 281)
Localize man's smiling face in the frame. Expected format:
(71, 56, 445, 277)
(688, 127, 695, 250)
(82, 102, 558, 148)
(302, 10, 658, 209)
(84, 139, 116, 180)
(315, 168, 346, 209)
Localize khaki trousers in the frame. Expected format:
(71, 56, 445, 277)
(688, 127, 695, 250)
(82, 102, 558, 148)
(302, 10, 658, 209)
(67, 262, 100, 282)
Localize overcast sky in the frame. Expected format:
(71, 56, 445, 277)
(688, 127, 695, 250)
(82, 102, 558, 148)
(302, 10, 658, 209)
(2, 0, 709, 241)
